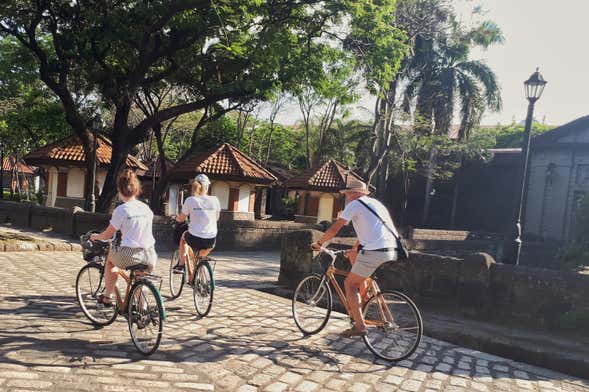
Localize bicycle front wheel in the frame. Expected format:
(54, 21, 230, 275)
(193, 261, 214, 317)
(128, 280, 165, 355)
(292, 274, 332, 335)
(75, 264, 117, 326)
(168, 250, 185, 299)
(362, 290, 423, 361)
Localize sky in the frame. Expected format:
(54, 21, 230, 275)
(276, 0, 589, 127)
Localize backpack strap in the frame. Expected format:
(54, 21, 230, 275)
(357, 199, 401, 241)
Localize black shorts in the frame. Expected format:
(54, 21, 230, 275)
(185, 232, 216, 251)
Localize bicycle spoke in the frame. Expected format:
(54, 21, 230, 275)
(292, 275, 332, 335)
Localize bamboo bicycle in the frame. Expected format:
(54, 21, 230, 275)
(75, 233, 166, 355)
(168, 232, 215, 317)
(292, 247, 423, 361)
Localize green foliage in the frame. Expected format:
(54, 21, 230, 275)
(474, 122, 554, 148)
(0, 37, 70, 154)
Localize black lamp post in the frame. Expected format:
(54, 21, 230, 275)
(512, 68, 547, 265)
(89, 116, 102, 212)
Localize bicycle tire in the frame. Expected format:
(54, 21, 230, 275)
(292, 274, 332, 335)
(362, 290, 423, 362)
(127, 279, 165, 356)
(75, 263, 118, 326)
(168, 250, 185, 299)
(193, 261, 214, 317)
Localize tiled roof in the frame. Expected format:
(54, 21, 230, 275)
(23, 134, 147, 170)
(286, 160, 370, 192)
(2, 156, 34, 175)
(169, 143, 277, 183)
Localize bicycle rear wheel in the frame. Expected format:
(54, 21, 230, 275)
(193, 261, 214, 317)
(292, 274, 332, 335)
(75, 264, 117, 326)
(128, 280, 164, 355)
(362, 290, 422, 361)
(168, 250, 185, 299)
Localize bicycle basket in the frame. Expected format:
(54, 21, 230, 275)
(172, 222, 188, 245)
(80, 231, 109, 262)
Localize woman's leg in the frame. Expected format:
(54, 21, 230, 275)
(102, 258, 118, 303)
(197, 247, 213, 258)
(178, 233, 188, 266)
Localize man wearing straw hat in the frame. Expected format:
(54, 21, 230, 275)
(312, 180, 399, 337)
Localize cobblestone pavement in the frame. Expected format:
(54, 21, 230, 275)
(0, 251, 588, 392)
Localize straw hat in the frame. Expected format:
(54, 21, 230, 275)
(340, 181, 370, 194)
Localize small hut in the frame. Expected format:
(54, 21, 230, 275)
(285, 159, 371, 223)
(24, 135, 146, 208)
(1, 156, 37, 195)
(167, 143, 277, 219)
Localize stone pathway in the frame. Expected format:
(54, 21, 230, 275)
(0, 251, 588, 391)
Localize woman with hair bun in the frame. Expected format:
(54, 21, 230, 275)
(90, 169, 157, 306)
(174, 174, 221, 271)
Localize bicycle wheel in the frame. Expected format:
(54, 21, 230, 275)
(193, 261, 214, 317)
(362, 290, 423, 361)
(75, 264, 118, 326)
(292, 274, 332, 335)
(127, 280, 165, 355)
(168, 250, 185, 299)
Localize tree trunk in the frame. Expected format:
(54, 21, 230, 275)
(149, 123, 168, 215)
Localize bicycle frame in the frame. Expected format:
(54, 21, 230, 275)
(318, 247, 395, 327)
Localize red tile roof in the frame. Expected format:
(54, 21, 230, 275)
(286, 160, 370, 192)
(2, 156, 34, 175)
(23, 134, 147, 170)
(169, 143, 277, 183)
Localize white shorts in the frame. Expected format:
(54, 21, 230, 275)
(350, 249, 397, 278)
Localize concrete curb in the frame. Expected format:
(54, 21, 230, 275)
(0, 239, 81, 252)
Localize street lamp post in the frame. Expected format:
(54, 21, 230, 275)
(89, 116, 101, 213)
(512, 68, 547, 265)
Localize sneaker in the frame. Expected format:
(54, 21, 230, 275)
(172, 263, 185, 274)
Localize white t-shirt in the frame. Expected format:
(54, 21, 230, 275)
(110, 199, 155, 248)
(340, 196, 398, 251)
(182, 195, 221, 239)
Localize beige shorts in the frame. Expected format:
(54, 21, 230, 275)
(109, 246, 157, 271)
(350, 249, 397, 278)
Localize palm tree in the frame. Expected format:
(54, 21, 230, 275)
(402, 21, 503, 225)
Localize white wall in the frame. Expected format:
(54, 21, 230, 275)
(97, 170, 107, 193)
(211, 181, 230, 210)
(317, 194, 334, 223)
(238, 184, 252, 212)
(46, 167, 58, 207)
(66, 167, 85, 198)
(168, 184, 179, 216)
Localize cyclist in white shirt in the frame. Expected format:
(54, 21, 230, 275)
(90, 169, 157, 307)
(312, 182, 399, 337)
(174, 174, 221, 271)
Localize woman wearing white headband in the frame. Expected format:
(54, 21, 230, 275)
(174, 174, 221, 271)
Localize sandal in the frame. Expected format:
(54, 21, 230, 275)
(96, 294, 113, 308)
(340, 327, 367, 337)
(173, 263, 185, 273)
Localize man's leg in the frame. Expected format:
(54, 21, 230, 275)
(344, 272, 368, 332)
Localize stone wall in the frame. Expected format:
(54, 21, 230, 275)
(279, 230, 589, 330)
(0, 200, 314, 251)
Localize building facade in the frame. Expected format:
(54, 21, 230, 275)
(525, 115, 589, 241)
(167, 143, 277, 219)
(23, 135, 146, 209)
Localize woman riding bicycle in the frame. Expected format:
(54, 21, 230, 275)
(90, 169, 157, 307)
(173, 174, 221, 272)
